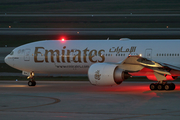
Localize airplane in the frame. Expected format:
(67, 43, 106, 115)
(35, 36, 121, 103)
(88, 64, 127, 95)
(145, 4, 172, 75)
(4, 38, 180, 90)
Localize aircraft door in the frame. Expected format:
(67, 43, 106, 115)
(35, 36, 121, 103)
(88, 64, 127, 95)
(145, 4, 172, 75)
(145, 49, 152, 59)
(24, 49, 31, 61)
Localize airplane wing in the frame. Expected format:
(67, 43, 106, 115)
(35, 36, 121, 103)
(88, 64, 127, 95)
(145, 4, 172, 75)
(116, 55, 176, 81)
(118, 55, 170, 74)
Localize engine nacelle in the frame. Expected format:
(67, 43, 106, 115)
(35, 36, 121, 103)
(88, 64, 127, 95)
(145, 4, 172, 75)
(88, 63, 130, 86)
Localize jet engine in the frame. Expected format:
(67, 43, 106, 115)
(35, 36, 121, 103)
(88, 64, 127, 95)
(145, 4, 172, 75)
(88, 63, 130, 86)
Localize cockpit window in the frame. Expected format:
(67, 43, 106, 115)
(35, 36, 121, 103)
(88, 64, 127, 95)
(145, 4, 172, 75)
(10, 51, 14, 55)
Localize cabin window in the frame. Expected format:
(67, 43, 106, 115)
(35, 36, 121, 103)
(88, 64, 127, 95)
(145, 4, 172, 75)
(157, 53, 180, 57)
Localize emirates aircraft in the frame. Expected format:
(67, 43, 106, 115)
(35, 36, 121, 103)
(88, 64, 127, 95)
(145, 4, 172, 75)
(4, 38, 180, 90)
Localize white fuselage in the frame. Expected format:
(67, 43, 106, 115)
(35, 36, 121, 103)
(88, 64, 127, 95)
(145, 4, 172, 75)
(4, 40, 180, 76)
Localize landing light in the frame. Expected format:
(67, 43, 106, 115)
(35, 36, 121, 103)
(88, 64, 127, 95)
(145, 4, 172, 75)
(139, 54, 142, 57)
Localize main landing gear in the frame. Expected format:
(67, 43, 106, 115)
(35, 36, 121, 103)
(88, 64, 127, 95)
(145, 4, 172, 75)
(27, 72, 36, 86)
(150, 81, 175, 90)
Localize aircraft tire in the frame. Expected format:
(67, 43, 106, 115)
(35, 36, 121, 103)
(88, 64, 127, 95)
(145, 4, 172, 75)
(28, 81, 33, 86)
(157, 84, 164, 90)
(150, 83, 157, 90)
(32, 80, 36, 86)
(28, 80, 36, 86)
(164, 84, 170, 90)
(170, 83, 175, 90)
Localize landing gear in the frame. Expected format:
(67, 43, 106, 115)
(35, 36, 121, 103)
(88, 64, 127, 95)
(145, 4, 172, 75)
(28, 80, 36, 86)
(157, 84, 164, 90)
(164, 83, 175, 90)
(27, 72, 36, 86)
(150, 82, 175, 90)
(150, 83, 157, 90)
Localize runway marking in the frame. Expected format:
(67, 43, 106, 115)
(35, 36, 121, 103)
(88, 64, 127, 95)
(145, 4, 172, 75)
(0, 94, 60, 111)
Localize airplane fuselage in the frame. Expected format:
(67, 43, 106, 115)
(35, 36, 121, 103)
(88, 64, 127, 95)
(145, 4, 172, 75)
(5, 40, 180, 74)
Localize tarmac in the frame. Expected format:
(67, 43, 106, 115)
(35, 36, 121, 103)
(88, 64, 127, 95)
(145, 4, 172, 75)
(0, 81, 180, 120)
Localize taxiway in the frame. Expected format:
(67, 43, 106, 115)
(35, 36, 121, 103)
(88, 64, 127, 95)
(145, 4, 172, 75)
(0, 81, 180, 120)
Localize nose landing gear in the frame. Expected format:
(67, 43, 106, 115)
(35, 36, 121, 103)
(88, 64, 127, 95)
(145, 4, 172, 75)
(150, 81, 175, 90)
(27, 72, 36, 86)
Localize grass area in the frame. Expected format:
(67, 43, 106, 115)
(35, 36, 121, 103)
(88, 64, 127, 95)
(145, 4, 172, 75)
(0, 0, 180, 13)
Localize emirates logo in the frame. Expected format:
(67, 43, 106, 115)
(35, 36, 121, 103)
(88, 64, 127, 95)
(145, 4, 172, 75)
(94, 70, 101, 80)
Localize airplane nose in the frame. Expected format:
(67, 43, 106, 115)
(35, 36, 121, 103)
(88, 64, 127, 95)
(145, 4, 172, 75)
(4, 55, 8, 64)
(4, 55, 11, 66)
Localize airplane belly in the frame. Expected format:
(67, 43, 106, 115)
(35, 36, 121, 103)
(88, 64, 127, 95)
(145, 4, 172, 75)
(30, 62, 90, 74)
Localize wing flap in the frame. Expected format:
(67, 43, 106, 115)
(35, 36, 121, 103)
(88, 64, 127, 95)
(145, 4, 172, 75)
(154, 72, 166, 81)
(149, 67, 171, 75)
(118, 55, 171, 76)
